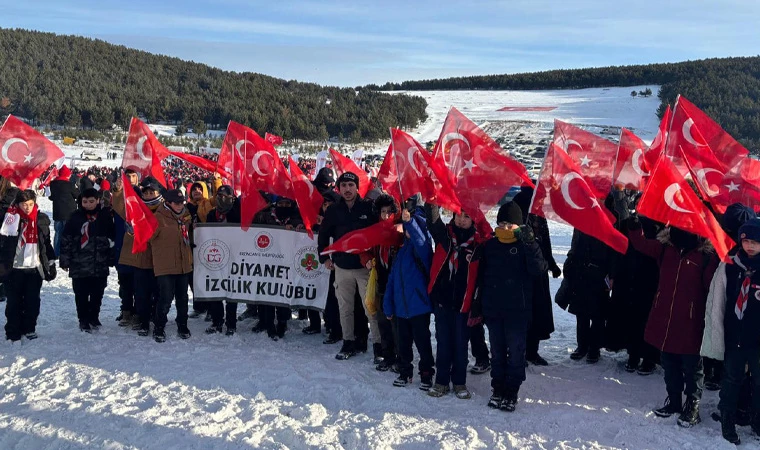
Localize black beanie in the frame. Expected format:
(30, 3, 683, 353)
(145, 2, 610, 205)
(336, 172, 360, 188)
(739, 218, 760, 243)
(497, 201, 523, 225)
(721, 203, 757, 241)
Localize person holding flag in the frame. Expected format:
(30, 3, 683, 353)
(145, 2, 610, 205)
(48, 165, 79, 257)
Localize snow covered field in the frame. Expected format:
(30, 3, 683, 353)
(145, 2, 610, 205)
(1, 86, 753, 449)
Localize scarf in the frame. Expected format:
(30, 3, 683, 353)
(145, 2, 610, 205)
(495, 228, 517, 244)
(1, 204, 40, 269)
(80, 209, 99, 249)
(165, 204, 190, 246)
(736, 252, 760, 320)
(446, 224, 475, 280)
(143, 195, 164, 208)
(215, 209, 228, 223)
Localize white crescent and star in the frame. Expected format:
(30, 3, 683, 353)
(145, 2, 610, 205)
(407, 147, 422, 177)
(560, 172, 588, 210)
(696, 168, 724, 197)
(579, 155, 592, 167)
(440, 132, 471, 168)
(631, 149, 649, 177)
(136, 136, 151, 162)
(664, 183, 693, 214)
(682, 118, 706, 147)
(251, 151, 275, 177)
(1, 138, 28, 164)
(125, 196, 147, 224)
(725, 181, 741, 192)
(235, 139, 253, 160)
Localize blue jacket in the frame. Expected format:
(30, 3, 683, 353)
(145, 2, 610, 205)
(383, 208, 433, 319)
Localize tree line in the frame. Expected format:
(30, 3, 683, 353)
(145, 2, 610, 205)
(368, 57, 760, 152)
(0, 28, 428, 142)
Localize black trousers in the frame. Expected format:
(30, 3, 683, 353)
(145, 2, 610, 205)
(134, 268, 158, 327)
(469, 322, 490, 364)
(661, 351, 704, 404)
(72, 276, 108, 323)
(395, 313, 435, 379)
(719, 347, 760, 414)
(258, 305, 290, 331)
(209, 301, 238, 329)
(377, 312, 397, 362)
(486, 317, 529, 393)
(4, 269, 43, 340)
(155, 273, 190, 329)
(323, 271, 341, 338)
(576, 313, 605, 352)
(117, 268, 135, 312)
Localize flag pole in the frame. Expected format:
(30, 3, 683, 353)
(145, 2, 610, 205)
(389, 127, 404, 202)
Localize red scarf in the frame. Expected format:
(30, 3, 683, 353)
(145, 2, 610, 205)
(18, 204, 39, 247)
(80, 211, 98, 249)
(736, 268, 754, 320)
(446, 224, 475, 280)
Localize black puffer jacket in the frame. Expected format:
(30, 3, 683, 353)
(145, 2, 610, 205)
(49, 179, 80, 221)
(556, 229, 617, 316)
(317, 196, 377, 269)
(0, 209, 56, 281)
(60, 205, 115, 278)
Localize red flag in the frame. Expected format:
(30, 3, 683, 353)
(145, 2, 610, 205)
(530, 143, 628, 254)
(713, 158, 760, 212)
(644, 105, 671, 170)
(0, 115, 65, 190)
(288, 156, 321, 238)
(679, 138, 730, 212)
(637, 152, 733, 262)
(239, 172, 269, 232)
(329, 148, 370, 198)
(122, 173, 159, 253)
(381, 128, 461, 212)
(553, 120, 618, 199)
(169, 151, 231, 179)
(221, 121, 293, 199)
(265, 132, 283, 146)
(123, 117, 168, 188)
(614, 128, 650, 191)
(41, 165, 59, 189)
(321, 219, 403, 255)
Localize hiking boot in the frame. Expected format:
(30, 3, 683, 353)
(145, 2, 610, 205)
(79, 321, 92, 333)
(721, 411, 740, 445)
(420, 374, 433, 391)
(336, 340, 356, 360)
(677, 399, 701, 428)
(586, 349, 600, 364)
(393, 375, 413, 387)
(89, 318, 102, 330)
(178, 325, 191, 339)
(625, 356, 639, 373)
(487, 392, 503, 409)
(637, 360, 657, 376)
(205, 324, 223, 334)
(653, 396, 682, 418)
(428, 384, 450, 398)
(527, 353, 549, 366)
(373, 343, 384, 365)
(117, 311, 132, 326)
(570, 347, 588, 361)
(376, 359, 395, 372)
(225, 327, 236, 336)
(302, 325, 321, 335)
(470, 361, 491, 374)
(454, 385, 472, 399)
(153, 327, 166, 343)
(137, 324, 150, 337)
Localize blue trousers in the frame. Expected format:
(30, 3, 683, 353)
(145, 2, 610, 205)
(54, 220, 66, 257)
(485, 317, 528, 393)
(434, 307, 470, 386)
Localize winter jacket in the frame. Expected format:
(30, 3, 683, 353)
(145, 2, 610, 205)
(469, 227, 547, 321)
(629, 227, 719, 355)
(79, 177, 94, 192)
(555, 229, 617, 317)
(205, 200, 242, 224)
(702, 251, 760, 360)
(425, 203, 480, 312)
(59, 205, 115, 278)
(382, 208, 433, 319)
(317, 196, 377, 269)
(150, 204, 194, 276)
(187, 181, 216, 223)
(112, 188, 157, 270)
(49, 179, 79, 222)
(0, 209, 56, 281)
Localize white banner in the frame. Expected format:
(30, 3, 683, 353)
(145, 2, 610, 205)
(315, 150, 328, 177)
(193, 224, 330, 310)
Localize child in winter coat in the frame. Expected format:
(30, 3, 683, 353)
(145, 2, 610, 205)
(468, 202, 547, 412)
(60, 188, 115, 332)
(0, 189, 56, 341)
(383, 199, 434, 390)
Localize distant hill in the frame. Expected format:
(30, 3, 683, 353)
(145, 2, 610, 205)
(0, 28, 427, 141)
(370, 57, 760, 152)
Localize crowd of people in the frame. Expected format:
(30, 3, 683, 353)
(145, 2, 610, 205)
(2, 155, 760, 445)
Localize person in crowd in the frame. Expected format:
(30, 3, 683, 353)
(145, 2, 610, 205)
(59, 188, 115, 333)
(1, 190, 56, 341)
(468, 202, 547, 411)
(112, 170, 139, 327)
(150, 189, 194, 342)
(48, 165, 79, 257)
(0, 177, 19, 304)
(186, 179, 215, 320)
(512, 183, 562, 366)
(80, 171, 96, 192)
(311, 191, 344, 344)
(318, 172, 380, 360)
(313, 167, 335, 194)
(383, 196, 434, 390)
(628, 220, 719, 428)
(204, 185, 241, 335)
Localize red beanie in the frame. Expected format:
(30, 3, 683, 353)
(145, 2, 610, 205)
(58, 165, 71, 180)
(100, 180, 111, 191)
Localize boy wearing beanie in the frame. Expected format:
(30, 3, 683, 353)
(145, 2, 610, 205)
(467, 201, 547, 411)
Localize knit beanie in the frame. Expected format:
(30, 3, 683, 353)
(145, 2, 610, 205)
(497, 201, 523, 225)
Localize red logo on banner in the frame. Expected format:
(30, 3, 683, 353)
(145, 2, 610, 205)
(256, 232, 273, 250)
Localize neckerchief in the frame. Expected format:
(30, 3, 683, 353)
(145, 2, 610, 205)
(215, 209, 227, 223)
(271, 210, 291, 226)
(80, 210, 98, 249)
(736, 251, 760, 320)
(446, 224, 475, 280)
(165, 204, 190, 246)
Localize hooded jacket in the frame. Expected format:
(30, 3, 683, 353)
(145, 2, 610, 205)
(60, 204, 115, 278)
(150, 204, 194, 276)
(187, 181, 217, 223)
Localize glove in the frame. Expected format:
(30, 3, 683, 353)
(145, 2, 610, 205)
(550, 264, 562, 279)
(46, 263, 57, 281)
(514, 225, 535, 244)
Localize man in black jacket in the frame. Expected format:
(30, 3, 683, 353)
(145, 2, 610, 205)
(317, 172, 379, 360)
(48, 165, 79, 256)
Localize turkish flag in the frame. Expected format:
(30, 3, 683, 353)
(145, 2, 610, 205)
(0, 115, 65, 190)
(122, 173, 159, 253)
(553, 120, 618, 199)
(122, 118, 168, 188)
(614, 128, 650, 191)
(221, 121, 293, 199)
(637, 151, 734, 262)
(329, 148, 370, 198)
(644, 105, 671, 171)
(41, 165, 59, 189)
(265, 132, 283, 146)
(239, 173, 269, 232)
(379, 128, 461, 213)
(712, 158, 760, 213)
(169, 151, 231, 179)
(288, 156, 321, 238)
(530, 143, 628, 254)
(679, 140, 730, 212)
(321, 218, 403, 256)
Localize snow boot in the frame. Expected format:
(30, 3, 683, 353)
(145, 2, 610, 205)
(419, 374, 433, 391)
(393, 374, 413, 387)
(225, 327, 236, 336)
(570, 346, 588, 361)
(721, 411, 741, 445)
(625, 356, 640, 373)
(376, 359, 395, 372)
(586, 349, 601, 364)
(153, 327, 166, 343)
(205, 324, 223, 334)
(118, 311, 132, 327)
(527, 353, 549, 366)
(79, 321, 92, 333)
(372, 343, 384, 365)
(428, 384, 450, 398)
(178, 325, 191, 340)
(302, 325, 321, 335)
(137, 323, 150, 337)
(653, 396, 682, 418)
(637, 360, 657, 376)
(470, 361, 491, 374)
(335, 340, 356, 360)
(487, 390, 503, 409)
(454, 385, 472, 399)
(500, 389, 518, 412)
(677, 398, 701, 428)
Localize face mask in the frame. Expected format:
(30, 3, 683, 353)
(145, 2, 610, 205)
(275, 206, 294, 218)
(217, 196, 235, 213)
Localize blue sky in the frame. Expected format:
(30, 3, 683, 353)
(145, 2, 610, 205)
(4, 0, 759, 87)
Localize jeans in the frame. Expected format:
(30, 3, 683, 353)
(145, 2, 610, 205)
(54, 220, 66, 257)
(661, 351, 704, 404)
(155, 273, 190, 329)
(396, 313, 435, 379)
(486, 317, 529, 393)
(719, 347, 760, 414)
(434, 307, 470, 386)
